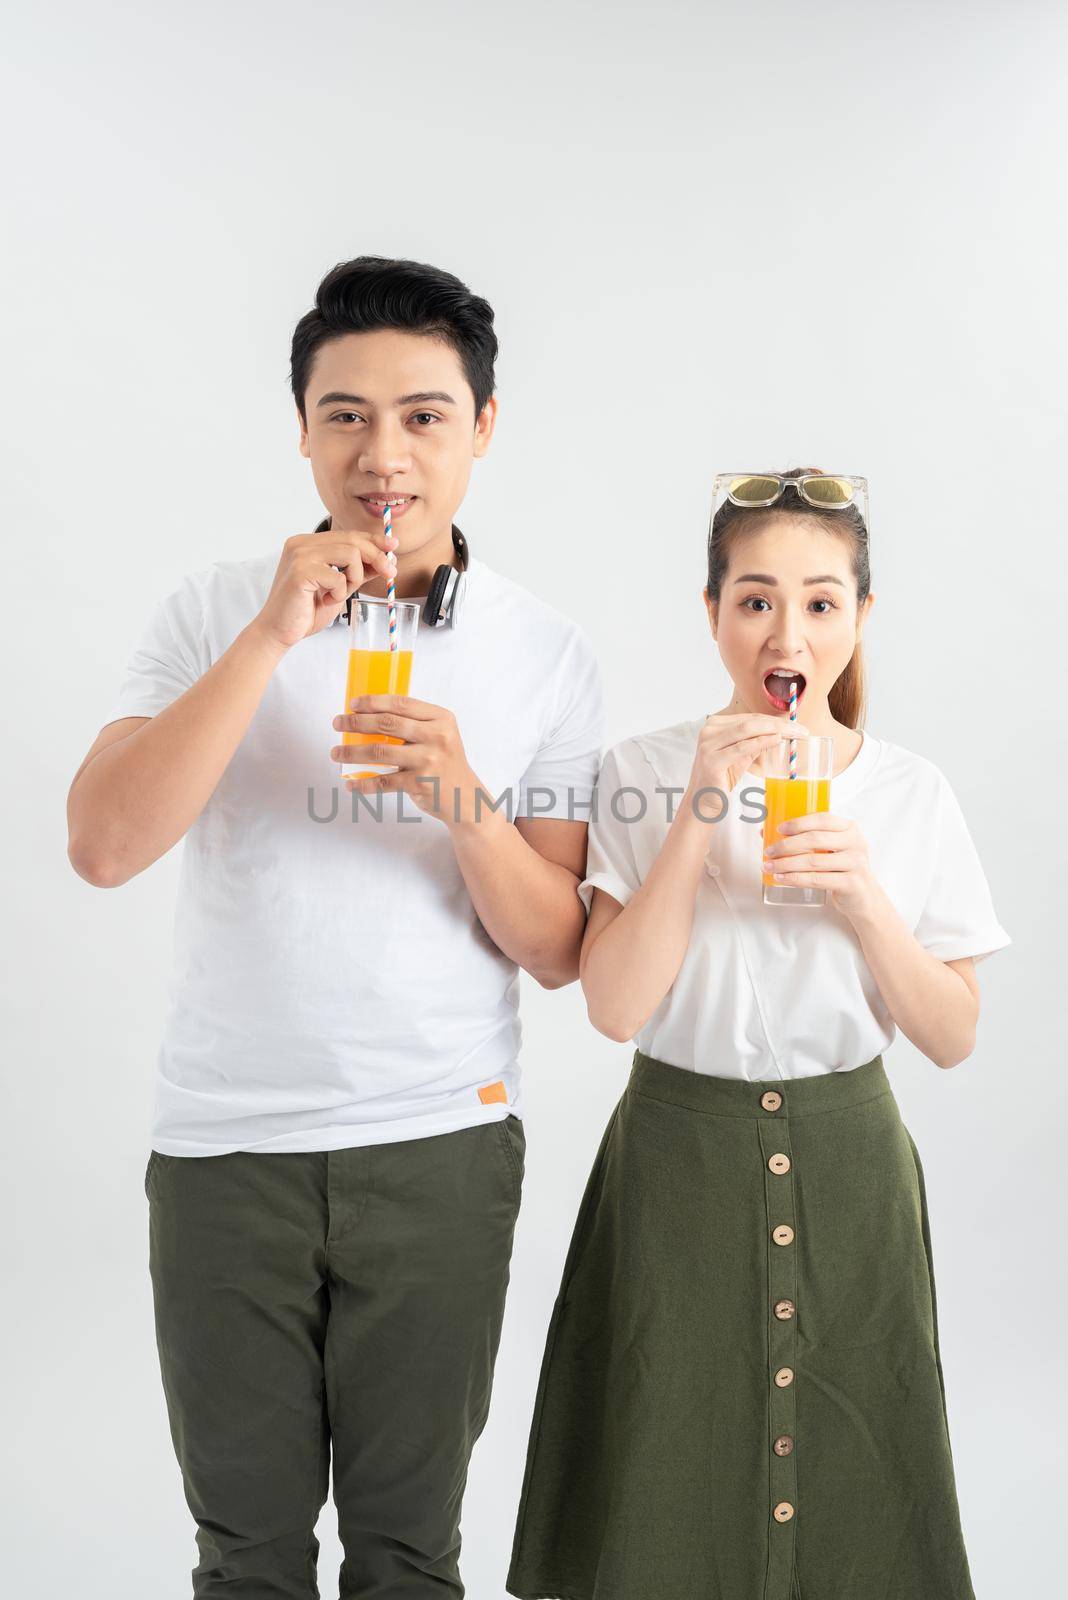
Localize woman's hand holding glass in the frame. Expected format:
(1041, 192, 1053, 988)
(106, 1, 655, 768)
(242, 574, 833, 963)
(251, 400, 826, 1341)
(763, 813, 877, 917)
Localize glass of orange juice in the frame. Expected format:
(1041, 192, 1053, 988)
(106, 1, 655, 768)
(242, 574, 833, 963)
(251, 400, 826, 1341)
(338, 596, 420, 780)
(761, 735, 833, 908)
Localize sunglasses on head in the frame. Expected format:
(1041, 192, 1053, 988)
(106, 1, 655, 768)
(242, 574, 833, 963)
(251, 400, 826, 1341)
(713, 472, 868, 517)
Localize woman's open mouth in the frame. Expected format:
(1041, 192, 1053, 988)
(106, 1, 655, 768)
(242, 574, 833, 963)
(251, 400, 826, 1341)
(762, 670, 807, 711)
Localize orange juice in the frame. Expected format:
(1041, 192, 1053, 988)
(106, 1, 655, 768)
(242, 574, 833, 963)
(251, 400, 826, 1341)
(341, 647, 413, 774)
(762, 776, 830, 888)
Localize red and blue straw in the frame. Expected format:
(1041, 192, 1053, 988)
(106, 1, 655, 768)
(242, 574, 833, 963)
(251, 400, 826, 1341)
(382, 503, 398, 651)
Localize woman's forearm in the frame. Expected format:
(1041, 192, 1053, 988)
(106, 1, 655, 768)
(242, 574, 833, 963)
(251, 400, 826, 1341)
(581, 802, 712, 1041)
(846, 879, 979, 1068)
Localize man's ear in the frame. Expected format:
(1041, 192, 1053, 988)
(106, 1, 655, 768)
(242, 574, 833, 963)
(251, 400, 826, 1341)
(297, 405, 310, 460)
(472, 396, 498, 459)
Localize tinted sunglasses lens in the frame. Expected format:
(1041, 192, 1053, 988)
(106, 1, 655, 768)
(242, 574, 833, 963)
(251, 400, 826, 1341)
(800, 476, 854, 507)
(729, 475, 781, 506)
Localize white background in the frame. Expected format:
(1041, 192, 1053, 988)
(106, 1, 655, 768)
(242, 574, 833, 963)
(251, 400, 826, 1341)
(3, 1, 1065, 1595)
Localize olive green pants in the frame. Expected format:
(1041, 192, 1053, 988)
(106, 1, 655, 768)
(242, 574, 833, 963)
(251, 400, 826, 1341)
(145, 1115, 525, 1597)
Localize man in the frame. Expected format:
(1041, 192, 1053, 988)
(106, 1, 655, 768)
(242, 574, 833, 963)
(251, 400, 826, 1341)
(67, 256, 604, 1597)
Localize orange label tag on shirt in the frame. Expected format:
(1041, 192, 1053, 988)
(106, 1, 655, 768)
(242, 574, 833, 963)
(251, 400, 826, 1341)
(478, 1080, 508, 1106)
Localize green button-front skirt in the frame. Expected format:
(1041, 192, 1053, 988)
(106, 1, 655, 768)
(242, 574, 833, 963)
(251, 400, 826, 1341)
(506, 1051, 975, 1600)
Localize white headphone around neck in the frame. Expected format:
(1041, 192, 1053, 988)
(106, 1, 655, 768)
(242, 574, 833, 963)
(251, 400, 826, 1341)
(317, 515, 470, 630)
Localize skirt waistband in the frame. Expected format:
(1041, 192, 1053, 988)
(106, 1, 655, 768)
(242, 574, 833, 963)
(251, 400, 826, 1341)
(628, 1050, 892, 1120)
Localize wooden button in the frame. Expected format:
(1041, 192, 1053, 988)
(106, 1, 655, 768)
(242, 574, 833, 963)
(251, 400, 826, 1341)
(768, 1152, 791, 1175)
(773, 1501, 795, 1523)
(772, 1225, 795, 1246)
(761, 1090, 783, 1112)
(773, 1298, 796, 1321)
(773, 1435, 794, 1456)
(774, 1366, 794, 1387)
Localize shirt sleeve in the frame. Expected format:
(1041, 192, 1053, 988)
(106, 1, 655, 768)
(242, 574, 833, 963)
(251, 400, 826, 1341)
(912, 771, 1012, 964)
(101, 575, 209, 726)
(515, 628, 605, 821)
(577, 744, 644, 913)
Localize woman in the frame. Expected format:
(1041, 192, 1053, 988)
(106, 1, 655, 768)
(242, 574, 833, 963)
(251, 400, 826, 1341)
(506, 470, 1010, 1600)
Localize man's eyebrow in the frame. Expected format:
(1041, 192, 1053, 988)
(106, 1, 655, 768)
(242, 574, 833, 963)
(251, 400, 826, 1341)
(732, 573, 846, 587)
(314, 390, 458, 408)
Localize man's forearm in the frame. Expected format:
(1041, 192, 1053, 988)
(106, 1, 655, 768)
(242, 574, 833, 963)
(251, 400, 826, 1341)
(447, 807, 587, 988)
(846, 881, 978, 1068)
(68, 622, 288, 887)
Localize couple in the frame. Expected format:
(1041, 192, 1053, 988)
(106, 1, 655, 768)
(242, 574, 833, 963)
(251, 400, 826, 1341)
(67, 256, 1010, 1600)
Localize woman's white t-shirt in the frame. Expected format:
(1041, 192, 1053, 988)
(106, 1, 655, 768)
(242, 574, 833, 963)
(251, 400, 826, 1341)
(578, 720, 1011, 1080)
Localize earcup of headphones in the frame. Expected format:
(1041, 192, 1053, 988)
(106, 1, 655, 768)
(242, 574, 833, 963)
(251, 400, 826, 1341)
(424, 563, 451, 628)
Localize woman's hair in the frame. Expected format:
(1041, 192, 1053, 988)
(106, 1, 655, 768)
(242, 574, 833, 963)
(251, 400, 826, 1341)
(290, 256, 498, 422)
(706, 467, 871, 730)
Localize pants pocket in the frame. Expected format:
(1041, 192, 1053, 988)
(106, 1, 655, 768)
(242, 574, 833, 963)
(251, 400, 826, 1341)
(494, 1115, 525, 1209)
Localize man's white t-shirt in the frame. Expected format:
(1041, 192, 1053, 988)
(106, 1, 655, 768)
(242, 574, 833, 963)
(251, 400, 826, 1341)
(105, 550, 604, 1156)
(578, 720, 1011, 1080)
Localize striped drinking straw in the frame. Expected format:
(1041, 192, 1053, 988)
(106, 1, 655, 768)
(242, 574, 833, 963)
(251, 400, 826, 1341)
(382, 503, 398, 650)
(788, 680, 798, 777)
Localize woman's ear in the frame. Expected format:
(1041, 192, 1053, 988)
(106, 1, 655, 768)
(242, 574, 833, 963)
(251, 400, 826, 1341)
(703, 587, 718, 639)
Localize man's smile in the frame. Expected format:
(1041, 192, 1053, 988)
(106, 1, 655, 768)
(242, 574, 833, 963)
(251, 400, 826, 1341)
(357, 494, 418, 519)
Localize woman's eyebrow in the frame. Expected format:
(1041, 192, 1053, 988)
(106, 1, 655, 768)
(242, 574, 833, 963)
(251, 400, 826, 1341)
(732, 573, 846, 587)
(314, 390, 458, 408)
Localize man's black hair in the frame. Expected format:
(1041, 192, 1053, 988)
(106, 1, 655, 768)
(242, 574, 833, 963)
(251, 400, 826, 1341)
(290, 256, 498, 421)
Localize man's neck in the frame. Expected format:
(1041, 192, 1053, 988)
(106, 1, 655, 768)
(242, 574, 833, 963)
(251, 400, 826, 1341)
(357, 524, 459, 601)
